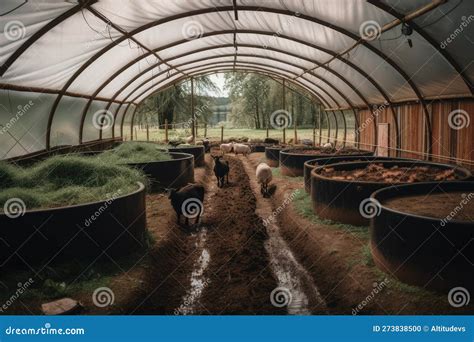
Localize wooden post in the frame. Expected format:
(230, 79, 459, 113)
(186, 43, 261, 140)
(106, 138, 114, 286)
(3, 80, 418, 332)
(204, 123, 207, 137)
(134, 127, 137, 141)
(294, 123, 297, 145)
(165, 119, 169, 143)
(282, 79, 286, 111)
(266, 126, 269, 138)
(319, 108, 322, 146)
(191, 77, 195, 144)
(313, 126, 316, 147)
(195, 122, 198, 139)
(146, 124, 149, 141)
(283, 128, 286, 144)
(220, 126, 224, 143)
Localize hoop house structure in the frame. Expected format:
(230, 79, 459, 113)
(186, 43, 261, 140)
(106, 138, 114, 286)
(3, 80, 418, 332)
(0, 0, 472, 165)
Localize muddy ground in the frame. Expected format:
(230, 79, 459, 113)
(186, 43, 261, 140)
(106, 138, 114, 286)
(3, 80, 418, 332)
(1, 152, 472, 315)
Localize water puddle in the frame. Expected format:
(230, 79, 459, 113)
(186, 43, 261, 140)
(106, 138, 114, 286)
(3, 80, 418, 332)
(264, 220, 326, 315)
(175, 228, 210, 315)
(242, 157, 326, 314)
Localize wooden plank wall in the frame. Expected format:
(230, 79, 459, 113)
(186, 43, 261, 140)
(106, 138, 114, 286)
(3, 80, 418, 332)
(357, 99, 474, 169)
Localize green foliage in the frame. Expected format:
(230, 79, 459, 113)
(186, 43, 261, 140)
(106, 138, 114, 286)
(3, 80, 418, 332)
(0, 154, 147, 211)
(135, 75, 219, 128)
(291, 186, 370, 239)
(97, 142, 171, 164)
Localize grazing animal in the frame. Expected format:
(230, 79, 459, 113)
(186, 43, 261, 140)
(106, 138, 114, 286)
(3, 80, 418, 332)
(233, 143, 251, 156)
(301, 139, 313, 146)
(168, 139, 184, 147)
(323, 142, 333, 149)
(264, 137, 279, 145)
(220, 142, 234, 154)
(168, 184, 205, 226)
(186, 135, 194, 144)
(213, 155, 230, 188)
(256, 163, 273, 197)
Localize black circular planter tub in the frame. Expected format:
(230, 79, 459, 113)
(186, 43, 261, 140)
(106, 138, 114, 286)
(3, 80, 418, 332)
(303, 156, 414, 193)
(371, 181, 474, 291)
(127, 152, 194, 191)
(280, 147, 374, 177)
(0, 182, 147, 270)
(168, 145, 205, 167)
(310, 160, 472, 226)
(265, 145, 287, 167)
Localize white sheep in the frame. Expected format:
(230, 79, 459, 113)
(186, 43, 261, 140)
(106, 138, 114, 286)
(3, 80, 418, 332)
(220, 142, 234, 154)
(323, 142, 333, 149)
(186, 135, 194, 144)
(256, 162, 273, 197)
(233, 143, 251, 156)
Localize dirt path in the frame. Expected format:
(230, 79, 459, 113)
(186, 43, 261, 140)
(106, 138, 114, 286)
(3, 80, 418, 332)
(240, 155, 327, 315)
(2, 152, 328, 315)
(128, 153, 286, 314)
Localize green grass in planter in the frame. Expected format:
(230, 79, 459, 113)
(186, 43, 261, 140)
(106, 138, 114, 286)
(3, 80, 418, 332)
(0, 156, 147, 211)
(97, 142, 172, 164)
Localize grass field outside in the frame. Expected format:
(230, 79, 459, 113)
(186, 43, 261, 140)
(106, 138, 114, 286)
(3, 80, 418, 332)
(131, 127, 357, 145)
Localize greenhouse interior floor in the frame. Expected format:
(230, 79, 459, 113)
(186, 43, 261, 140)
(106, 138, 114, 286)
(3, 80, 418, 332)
(1, 151, 471, 315)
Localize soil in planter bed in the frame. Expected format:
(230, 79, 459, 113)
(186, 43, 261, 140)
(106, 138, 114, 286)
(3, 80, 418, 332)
(318, 163, 459, 183)
(285, 147, 364, 155)
(383, 191, 474, 221)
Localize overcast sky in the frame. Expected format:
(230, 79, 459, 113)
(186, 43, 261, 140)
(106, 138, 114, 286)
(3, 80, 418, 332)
(208, 73, 229, 97)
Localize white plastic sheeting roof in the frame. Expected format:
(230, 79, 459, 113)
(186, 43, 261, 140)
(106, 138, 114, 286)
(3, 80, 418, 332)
(0, 0, 473, 158)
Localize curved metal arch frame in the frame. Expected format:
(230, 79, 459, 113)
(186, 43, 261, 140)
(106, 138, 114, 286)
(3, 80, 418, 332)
(368, 0, 473, 95)
(99, 44, 380, 149)
(121, 62, 337, 138)
(122, 64, 335, 139)
(78, 49, 359, 143)
(125, 57, 353, 147)
(110, 64, 335, 142)
(85, 34, 387, 150)
(129, 61, 344, 114)
(44, 6, 431, 154)
(125, 56, 354, 109)
(127, 67, 346, 145)
(127, 58, 362, 147)
(0, 0, 98, 76)
(114, 65, 334, 140)
(81, 30, 400, 151)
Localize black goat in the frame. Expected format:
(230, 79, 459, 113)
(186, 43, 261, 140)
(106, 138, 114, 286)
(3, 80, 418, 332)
(168, 184, 205, 226)
(202, 138, 210, 153)
(213, 155, 229, 188)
